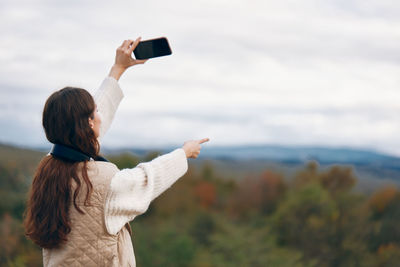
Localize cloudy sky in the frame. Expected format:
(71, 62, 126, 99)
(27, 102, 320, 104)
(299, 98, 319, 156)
(1, 0, 400, 155)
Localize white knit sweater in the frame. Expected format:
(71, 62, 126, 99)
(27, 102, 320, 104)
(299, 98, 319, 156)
(93, 77, 188, 235)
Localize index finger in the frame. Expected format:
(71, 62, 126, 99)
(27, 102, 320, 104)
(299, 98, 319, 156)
(198, 138, 210, 144)
(121, 39, 133, 50)
(128, 37, 142, 53)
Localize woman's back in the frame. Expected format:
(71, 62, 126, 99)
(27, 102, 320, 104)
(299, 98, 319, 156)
(42, 160, 135, 267)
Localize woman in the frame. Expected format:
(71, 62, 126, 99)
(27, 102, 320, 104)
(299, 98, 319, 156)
(24, 37, 209, 266)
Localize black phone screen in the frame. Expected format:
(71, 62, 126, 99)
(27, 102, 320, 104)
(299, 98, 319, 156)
(133, 37, 172, 60)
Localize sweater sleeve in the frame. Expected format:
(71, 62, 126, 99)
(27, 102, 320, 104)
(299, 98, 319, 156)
(93, 77, 124, 140)
(104, 148, 188, 235)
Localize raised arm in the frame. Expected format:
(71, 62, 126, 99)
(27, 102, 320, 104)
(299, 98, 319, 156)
(94, 38, 147, 140)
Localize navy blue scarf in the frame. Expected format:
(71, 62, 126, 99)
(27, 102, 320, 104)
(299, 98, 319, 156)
(50, 144, 108, 162)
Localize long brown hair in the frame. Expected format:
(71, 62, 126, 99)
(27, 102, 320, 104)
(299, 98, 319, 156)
(24, 87, 99, 249)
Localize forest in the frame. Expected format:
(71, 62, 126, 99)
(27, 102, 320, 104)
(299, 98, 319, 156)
(0, 144, 400, 266)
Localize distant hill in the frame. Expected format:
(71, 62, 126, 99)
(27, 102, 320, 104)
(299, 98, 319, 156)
(194, 145, 399, 164)
(199, 146, 400, 181)
(109, 145, 400, 170)
(2, 143, 399, 189)
(103, 145, 400, 188)
(0, 143, 45, 170)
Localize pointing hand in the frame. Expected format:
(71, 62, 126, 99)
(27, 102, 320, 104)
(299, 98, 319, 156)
(182, 138, 210, 159)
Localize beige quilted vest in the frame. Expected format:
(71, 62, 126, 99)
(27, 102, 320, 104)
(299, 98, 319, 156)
(43, 161, 136, 267)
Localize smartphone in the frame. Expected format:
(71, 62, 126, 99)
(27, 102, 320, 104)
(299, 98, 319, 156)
(133, 37, 172, 60)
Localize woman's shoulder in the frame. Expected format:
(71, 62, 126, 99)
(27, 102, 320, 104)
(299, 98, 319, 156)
(86, 161, 120, 185)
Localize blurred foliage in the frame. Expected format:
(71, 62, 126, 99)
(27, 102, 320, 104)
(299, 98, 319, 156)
(1, 146, 400, 266)
(107, 152, 140, 169)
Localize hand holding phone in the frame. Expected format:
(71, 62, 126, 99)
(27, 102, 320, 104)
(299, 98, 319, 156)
(109, 38, 148, 80)
(133, 37, 172, 60)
